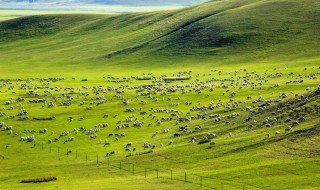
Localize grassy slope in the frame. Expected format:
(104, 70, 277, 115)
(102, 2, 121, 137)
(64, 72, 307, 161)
(0, 0, 320, 189)
(0, 0, 319, 77)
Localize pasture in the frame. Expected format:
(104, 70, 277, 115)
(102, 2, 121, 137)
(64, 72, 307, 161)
(0, 4, 185, 21)
(0, 0, 320, 189)
(1, 62, 320, 189)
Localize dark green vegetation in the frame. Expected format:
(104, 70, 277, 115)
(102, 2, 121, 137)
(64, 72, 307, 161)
(20, 176, 57, 183)
(0, 0, 320, 189)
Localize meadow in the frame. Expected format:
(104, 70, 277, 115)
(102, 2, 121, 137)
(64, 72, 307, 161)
(0, 4, 185, 21)
(0, 0, 320, 189)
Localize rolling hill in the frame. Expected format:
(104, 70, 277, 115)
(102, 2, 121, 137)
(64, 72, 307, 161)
(0, 0, 320, 190)
(0, 0, 319, 77)
(0, 0, 210, 6)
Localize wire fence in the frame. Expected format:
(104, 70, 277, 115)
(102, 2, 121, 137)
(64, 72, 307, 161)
(30, 142, 247, 190)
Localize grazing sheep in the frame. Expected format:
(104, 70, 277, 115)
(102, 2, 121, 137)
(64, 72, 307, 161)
(285, 126, 292, 131)
(67, 150, 72, 155)
(26, 136, 35, 142)
(39, 128, 47, 134)
(195, 126, 202, 131)
(275, 131, 280, 135)
(143, 142, 149, 148)
(228, 132, 233, 137)
(104, 141, 110, 146)
(125, 142, 132, 148)
(90, 134, 97, 139)
(207, 133, 217, 139)
(298, 116, 306, 122)
(4, 126, 13, 130)
(267, 133, 270, 138)
(284, 118, 292, 123)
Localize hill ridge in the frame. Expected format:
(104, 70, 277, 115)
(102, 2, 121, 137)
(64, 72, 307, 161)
(0, 0, 319, 73)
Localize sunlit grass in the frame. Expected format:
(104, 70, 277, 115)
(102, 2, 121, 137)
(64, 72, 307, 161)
(0, 0, 319, 189)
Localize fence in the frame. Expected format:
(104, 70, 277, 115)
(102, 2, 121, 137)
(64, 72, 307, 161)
(30, 142, 247, 190)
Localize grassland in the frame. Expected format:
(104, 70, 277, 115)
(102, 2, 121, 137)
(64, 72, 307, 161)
(0, 4, 185, 21)
(0, 0, 320, 189)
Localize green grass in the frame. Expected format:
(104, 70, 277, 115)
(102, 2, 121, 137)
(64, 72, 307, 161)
(0, 4, 186, 21)
(0, 0, 320, 189)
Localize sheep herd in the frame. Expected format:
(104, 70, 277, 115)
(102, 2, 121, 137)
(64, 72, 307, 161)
(0, 68, 319, 157)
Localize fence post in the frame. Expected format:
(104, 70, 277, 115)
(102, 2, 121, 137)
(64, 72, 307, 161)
(145, 168, 147, 178)
(132, 164, 135, 175)
(185, 172, 187, 183)
(157, 169, 159, 178)
(171, 170, 172, 180)
(200, 176, 202, 188)
(67, 149, 69, 157)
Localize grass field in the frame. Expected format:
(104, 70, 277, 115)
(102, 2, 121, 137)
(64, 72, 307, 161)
(0, 4, 185, 21)
(0, 0, 320, 189)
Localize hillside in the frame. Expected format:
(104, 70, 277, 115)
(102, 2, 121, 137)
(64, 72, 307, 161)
(0, 0, 210, 6)
(81, 0, 209, 6)
(0, 0, 319, 77)
(0, 0, 320, 189)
